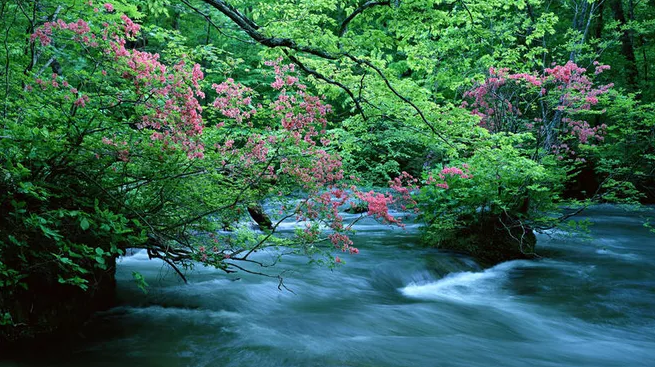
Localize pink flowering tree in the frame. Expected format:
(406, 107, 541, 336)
(4, 1, 420, 304)
(463, 61, 613, 162)
(412, 61, 615, 263)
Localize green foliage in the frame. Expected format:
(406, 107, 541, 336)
(417, 133, 566, 244)
(132, 271, 149, 294)
(592, 92, 655, 202)
(0, 312, 12, 326)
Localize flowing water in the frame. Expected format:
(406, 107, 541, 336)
(3, 205, 655, 366)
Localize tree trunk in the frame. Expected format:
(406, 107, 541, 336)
(609, 0, 639, 91)
(628, 0, 649, 91)
(593, 1, 605, 42)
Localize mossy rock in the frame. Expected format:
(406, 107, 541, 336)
(431, 215, 537, 267)
(247, 203, 273, 230)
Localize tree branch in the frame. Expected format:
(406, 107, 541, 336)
(339, 1, 390, 37)
(179, 0, 255, 45)
(342, 53, 454, 148)
(199, 0, 337, 59)
(283, 50, 367, 121)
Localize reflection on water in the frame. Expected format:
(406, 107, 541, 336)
(2, 205, 655, 367)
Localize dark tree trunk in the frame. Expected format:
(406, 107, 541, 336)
(609, 0, 639, 91)
(628, 0, 649, 90)
(593, 1, 605, 41)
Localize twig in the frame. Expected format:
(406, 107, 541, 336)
(179, 0, 255, 45)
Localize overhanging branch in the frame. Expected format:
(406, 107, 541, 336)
(343, 53, 454, 148)
(190, 0, 451, 146)
(200, 0, 337, 59)
(179, 0, 255, 45)
(339, 1, 391, 37)
(283, 50, 367, 121)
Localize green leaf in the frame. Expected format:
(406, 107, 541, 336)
(132, 271, 149, 294)
(80, 218, 90, 231)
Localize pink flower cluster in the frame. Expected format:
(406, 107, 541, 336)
(389, 171, 420, 212)
(265, 57, 302, 90)
(120, 14, 140, 38)
(328, 233, 358, 254)
(212, 78, 256, 124)
(357, 191, 398, 224)
(30, 19, 92, 46)
(508, 72, 542, 87)
(30, 10, 205, 159)
(426, 164, 472, 189)
(462, 61, 613, 157)
(593, 61, 611, 75)
(564, 118, 607, 144)
(126, 54, 205, 159)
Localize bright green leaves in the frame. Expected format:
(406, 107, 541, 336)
(132, 271, 149, 294)
(57, 275, 89, 291)
(142, 0, 172, 17)
(417, 132, 567, 242)
(94, 248, 108, 269)
(53, 252, 90, 290)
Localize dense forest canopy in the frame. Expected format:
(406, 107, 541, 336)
(1, 0, 654, 343)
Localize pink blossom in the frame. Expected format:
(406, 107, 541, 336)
(120, 14, 140, 38)
(74, 95, 89, 107)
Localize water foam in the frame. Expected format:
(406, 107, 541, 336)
(400, 260, 531, 302)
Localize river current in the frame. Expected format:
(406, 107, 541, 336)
(2, 205, 655, 366)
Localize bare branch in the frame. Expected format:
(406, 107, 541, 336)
(158, 252, 189, 283)
(223, 262, 296, 293)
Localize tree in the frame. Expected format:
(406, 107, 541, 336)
(0, 1, 413, 342)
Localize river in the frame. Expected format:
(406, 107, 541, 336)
(2, 205, 655, 366)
